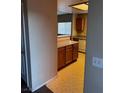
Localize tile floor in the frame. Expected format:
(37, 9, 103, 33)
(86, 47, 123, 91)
(47, 53, 85, 93)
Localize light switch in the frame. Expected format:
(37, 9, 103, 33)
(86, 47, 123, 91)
(92, 57, 103, 68)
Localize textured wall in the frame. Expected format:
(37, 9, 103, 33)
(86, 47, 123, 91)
(84, 0, 103, 93)
(27, 0, 57, 92)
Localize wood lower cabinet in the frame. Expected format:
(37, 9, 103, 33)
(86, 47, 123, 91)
(58, 43, 78, 70)
(58, 47, 66, 70)
(66, 45, 73, 64)
(73, 43, 78, 60)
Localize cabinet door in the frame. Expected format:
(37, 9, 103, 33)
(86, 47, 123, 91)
(58, 47, 66, 70)
(66, 45, 73, 64)
(73, 43, 79, 60)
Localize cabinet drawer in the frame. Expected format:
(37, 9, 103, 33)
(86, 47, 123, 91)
(58, 47, 65, 51)
(66, 45, 72, 49)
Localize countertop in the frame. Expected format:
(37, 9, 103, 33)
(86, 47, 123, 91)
(57, 35, 70, 38)
(58, 40, 78, 48)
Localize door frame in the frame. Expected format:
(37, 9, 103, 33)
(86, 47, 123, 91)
(21, 0, 32, 90)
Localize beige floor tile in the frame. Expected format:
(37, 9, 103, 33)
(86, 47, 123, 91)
(47, 53, 85, 93)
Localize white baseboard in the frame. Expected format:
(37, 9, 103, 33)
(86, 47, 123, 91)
(31, 75, 57, 92)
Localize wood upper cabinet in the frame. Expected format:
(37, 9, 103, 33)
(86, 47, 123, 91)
(76, 16, 82, 32)
(58, 47, 66, 70)
(73, 43, 79, 60)
(76, 15, 83, 32)
(66, 45, 73, 64)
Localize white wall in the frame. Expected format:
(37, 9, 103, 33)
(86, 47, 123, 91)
(27, 0, 57, 92)
(84, 0, 103, 93)
(72, 14, 77, 36)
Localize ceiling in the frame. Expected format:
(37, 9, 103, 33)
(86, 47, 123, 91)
(57, 0, 88, 14)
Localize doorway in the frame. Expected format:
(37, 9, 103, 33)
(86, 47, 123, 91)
(46, 1, 88, 93)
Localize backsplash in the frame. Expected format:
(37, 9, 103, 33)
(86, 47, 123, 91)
(57, 35, 71, 42)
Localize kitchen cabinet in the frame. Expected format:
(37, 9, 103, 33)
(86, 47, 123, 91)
(66, 45, 73, 64)
(76, 15, 85, 32)
(58, 47, 66, 70)
(73, 43, 78, 60)
(58, 42, 79, 70)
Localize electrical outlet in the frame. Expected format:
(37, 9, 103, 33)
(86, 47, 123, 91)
(93, 57, 103, 68)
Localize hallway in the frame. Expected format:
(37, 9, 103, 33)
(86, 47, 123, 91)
(47, 53, 85, 93)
